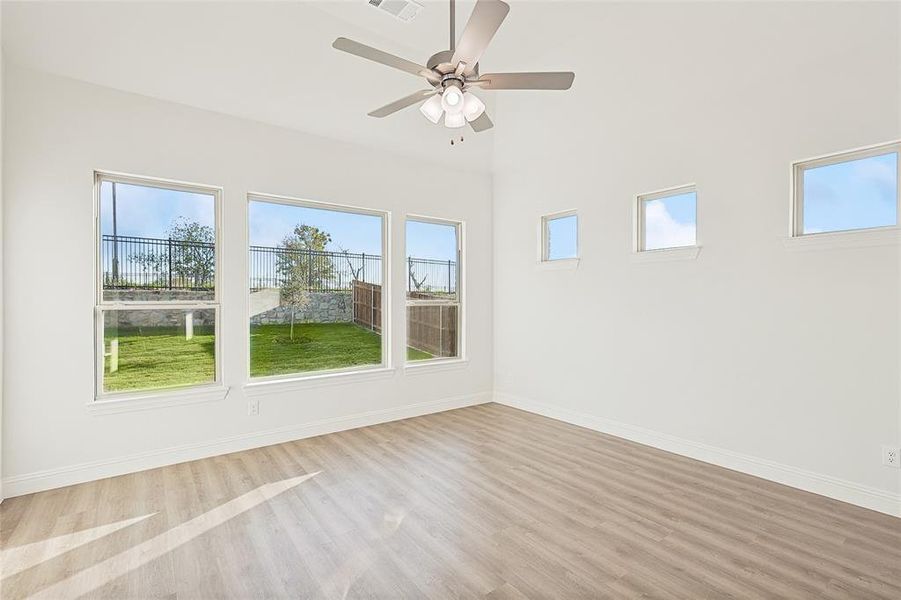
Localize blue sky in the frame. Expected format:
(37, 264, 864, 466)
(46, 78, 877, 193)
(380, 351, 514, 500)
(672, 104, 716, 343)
(99, 182, 215, 239)
(101, 183, 455, 260)
(405, 220, 457, 261)
(644, 191, 697, 250)
(803, 152, 897, 233)
(547, 215, 578, 260)
(249, 200, 383, 254)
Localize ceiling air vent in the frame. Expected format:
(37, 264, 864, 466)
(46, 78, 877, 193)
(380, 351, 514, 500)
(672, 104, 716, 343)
(368, 0, 423, 23)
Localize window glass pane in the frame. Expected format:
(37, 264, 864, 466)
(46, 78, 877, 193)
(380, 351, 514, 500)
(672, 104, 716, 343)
(405, 220, 458, 299)
(102, 309, 216, 393)
(406, 220, 460, 361)
(642, 191, 697, 250)
(802, 152, 898, 234)
(248, 199, 383, 377)
(100, 181, 216, 301)
(545, 214, 578, 260)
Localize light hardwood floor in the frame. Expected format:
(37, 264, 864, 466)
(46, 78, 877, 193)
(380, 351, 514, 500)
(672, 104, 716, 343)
(2, 403, 900, 599)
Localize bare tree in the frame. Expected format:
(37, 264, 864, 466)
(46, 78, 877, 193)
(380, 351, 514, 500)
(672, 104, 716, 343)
(409, 266, 428, 292)
(339, 246, 364, 281)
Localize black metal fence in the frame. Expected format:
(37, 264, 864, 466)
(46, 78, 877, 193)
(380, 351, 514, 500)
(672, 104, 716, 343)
(101, 235, 456, 293)
(102, 235, 215, 290)
(248, 245, 383, 292)
(406, 257, 457, 295)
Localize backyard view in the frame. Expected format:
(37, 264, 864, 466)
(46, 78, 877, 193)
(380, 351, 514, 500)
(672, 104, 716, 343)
(99, 183, 451, 394)
(105, 322, 431, 391)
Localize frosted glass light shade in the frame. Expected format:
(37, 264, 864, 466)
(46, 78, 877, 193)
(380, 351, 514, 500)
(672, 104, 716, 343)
(444, 111, 466, 128)
(462, 92, 485, 122)
(419, 94, 443, 124)
(441, 87, 464, 114)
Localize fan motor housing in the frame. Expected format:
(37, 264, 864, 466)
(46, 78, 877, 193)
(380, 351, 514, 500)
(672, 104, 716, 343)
(427, 50, 478, 78)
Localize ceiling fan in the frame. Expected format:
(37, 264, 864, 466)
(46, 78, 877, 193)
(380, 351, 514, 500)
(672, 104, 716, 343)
(332, 0, 575, 133)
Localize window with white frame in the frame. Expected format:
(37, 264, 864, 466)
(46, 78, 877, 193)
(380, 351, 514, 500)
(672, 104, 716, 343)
(95, 173, 220, 398)
(792, 142, 900, 236)
(405, 217, 462, 362)
(248, 195, 387, 379)
(541, 211, 579, 261)
(636, 185, 697, 251)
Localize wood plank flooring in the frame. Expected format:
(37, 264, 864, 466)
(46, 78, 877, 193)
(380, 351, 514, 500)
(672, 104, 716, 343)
(2, 403, 900, 599)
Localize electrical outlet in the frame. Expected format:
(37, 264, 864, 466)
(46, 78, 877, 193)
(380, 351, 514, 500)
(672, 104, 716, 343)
(248, 398, 260, 416)
(882, 445, 900, 468)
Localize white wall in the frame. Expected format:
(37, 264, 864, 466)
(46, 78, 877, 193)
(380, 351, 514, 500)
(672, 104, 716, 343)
(492, 2, 901, 515)
(0, 12, 5, 502)
(1, 65, 493, 496)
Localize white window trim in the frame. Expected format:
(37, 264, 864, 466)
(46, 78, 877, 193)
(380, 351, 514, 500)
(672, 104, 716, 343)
(93, 171, 224, 406)
(245, 191, 392, 384)
(404, 357, 470, 374)
(788, 140, 901, 247)
(538, 209, 580, 267)
(243, 366, 397, 396)
(633, 183, 701, 260)
(404, 214, 465, 366)
(87, 384, 229, 415)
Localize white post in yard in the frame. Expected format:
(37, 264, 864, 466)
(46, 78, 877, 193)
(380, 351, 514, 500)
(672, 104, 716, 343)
(185, 311, 194, 340)
(109, 339, 119, 373)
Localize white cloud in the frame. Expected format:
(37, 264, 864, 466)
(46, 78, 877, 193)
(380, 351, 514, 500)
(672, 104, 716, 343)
(644, 200, 695, 250)
(852, 156, 896, 188)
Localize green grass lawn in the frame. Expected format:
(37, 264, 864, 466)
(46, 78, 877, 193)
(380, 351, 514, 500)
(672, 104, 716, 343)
(104, 322, 432, 392)
(103, 326, 216, 392)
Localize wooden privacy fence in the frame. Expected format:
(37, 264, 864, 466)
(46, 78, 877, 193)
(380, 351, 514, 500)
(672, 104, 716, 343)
(352, 281, 457, 358)
(406, 303, 458, 358)
(353, 280, 382, 333)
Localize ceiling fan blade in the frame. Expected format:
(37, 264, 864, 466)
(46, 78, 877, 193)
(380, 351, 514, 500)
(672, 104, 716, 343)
(451, 0, 510, 75)
(469, 112, 494, 133)
(476, 72, 575, 90)
(333, 37, 439, 83)
(368, 90, 435, 118)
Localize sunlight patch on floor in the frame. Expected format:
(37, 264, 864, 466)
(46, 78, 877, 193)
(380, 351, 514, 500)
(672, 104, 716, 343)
(27, 472, 320, 600)
(1, 513, 157, 578)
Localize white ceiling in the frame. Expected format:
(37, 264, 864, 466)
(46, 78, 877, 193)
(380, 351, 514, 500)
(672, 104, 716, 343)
(2, 0, 574, 173)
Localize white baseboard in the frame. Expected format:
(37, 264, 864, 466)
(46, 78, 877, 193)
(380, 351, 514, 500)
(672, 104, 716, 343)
(2, 391, 491, 499)
(494, 391, 901, 518)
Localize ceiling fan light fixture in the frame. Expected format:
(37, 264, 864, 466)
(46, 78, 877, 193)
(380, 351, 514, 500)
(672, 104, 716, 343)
(441, 86, 464, 114)
(419, 94, 443, 124)
(462, 92, 486, 122)
(332, 0, 575, 136)
(444, 111, 466, 128)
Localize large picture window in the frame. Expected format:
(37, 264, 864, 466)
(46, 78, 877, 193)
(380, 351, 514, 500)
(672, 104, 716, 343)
(95, 172, 220, 398)
(248, 195, 388, 379)
(792, 142, 900, 236)
(405, 217, 462, 363)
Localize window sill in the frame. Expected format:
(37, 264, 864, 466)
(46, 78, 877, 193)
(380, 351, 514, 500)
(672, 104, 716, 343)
(244, 366, 396, 396)
(89, 385, 230, 415)
(404, 358, 469, 375)
(631, 246, 701, 263)
(783, 227, 899, 251)
(537, 258, 580, 270)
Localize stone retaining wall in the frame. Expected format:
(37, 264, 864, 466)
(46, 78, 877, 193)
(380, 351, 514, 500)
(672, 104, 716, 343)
(251, 291, 352, 325)
(104, 289, 212, 302)
(103, 289, 352, 328)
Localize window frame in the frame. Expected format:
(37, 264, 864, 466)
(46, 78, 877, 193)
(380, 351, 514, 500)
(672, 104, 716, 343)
(404, 214, 465, 367)
(539, 209, 580, 264)
(245, 191, 392, 384)
(93, 171, 224, 404)
(634, 183, 699, 254)
(790, 140, 901, 239)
